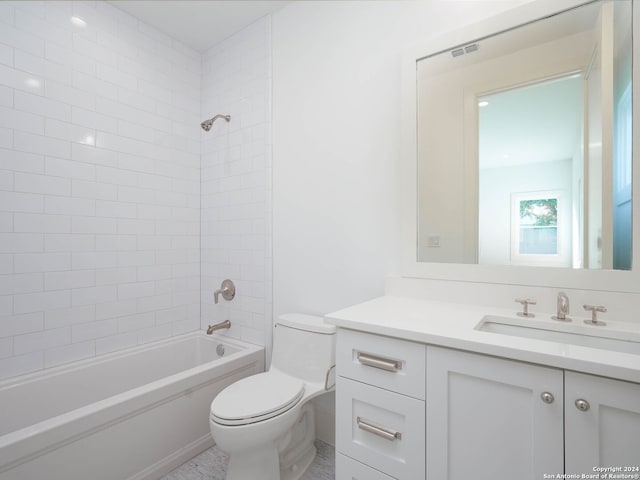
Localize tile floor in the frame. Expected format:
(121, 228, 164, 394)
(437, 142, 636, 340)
(162, 440, 335, 480)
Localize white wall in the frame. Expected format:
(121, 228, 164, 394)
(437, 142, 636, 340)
(201, 17, 272, 349)
(271, 0, 528, 319)
(0, 2, 273, 381)
(0, 1, 201, 380)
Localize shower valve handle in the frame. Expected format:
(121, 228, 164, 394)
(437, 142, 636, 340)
(214, 279, 236, 304)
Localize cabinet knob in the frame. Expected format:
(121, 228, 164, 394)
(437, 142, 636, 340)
(540, 392, 554, 404)
(575, 399, 590, 412)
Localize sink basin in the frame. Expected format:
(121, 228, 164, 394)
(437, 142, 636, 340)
(476, 315, 640, 355)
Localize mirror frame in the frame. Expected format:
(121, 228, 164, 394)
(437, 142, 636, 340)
(400, 0, 640, 293)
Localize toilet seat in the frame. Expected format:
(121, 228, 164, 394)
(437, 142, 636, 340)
(210, 370, 305, 426)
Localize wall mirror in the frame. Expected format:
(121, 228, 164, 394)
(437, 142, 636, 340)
(415, 0, 633, 271)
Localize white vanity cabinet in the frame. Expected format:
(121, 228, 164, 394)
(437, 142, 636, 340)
(334, 326, 640, 480)
(427, 347, 640, 479)
(565, 371, 640, 473)
(426, 346, 564, 480)
(335, 328, 426, 480)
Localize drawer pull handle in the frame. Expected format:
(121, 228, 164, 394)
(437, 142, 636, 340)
(356, 352, 402, 372)
(357, 417, 402, 441)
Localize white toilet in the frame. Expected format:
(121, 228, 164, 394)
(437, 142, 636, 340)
(209, 313, 336, 480)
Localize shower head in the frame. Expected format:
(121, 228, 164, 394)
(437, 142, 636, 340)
(201, 114, 231, 131)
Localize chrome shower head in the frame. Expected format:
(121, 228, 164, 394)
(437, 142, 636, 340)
(201, 114, 231, 131)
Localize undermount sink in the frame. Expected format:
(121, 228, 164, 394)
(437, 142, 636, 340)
(476, 315, 640, 355)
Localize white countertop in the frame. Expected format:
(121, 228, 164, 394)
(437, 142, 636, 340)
(325, 295, 640, 384)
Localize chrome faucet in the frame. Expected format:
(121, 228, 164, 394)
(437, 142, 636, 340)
(207, 320, 231, 334)
(552, 291, 571, 322)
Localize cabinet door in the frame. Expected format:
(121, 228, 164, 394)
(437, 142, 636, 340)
(565, 371, 640, 474)
(426, 346, 564, 480)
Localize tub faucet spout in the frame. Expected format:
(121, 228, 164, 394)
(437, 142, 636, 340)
(207, 320, 231, 334)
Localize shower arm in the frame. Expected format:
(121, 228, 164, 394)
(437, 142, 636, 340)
(213, 114, 230, 122)
(201, 114, 231, 131)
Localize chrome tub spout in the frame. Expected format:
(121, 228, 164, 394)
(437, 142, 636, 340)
(207, 320, 231, 334)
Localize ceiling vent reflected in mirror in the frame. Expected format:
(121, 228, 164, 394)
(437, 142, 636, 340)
(451, 43, 479, 58)
(465, 43, 479, 54)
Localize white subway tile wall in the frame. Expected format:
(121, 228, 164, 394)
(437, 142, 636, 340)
(0, 1, 202, 379)
(201, 17, 272, 349)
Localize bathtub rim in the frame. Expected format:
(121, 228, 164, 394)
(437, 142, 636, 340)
(0, 331, 264, 473)
(0, 330, 259, 391)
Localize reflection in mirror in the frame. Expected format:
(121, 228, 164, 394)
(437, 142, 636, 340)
(478, 74, 581, 268)
(416, 0, 632, 270)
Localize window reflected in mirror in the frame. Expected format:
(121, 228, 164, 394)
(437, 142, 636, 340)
(517, 197, 559, 255)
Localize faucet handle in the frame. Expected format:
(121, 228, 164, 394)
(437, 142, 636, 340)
(214, 279, 236, 304)
(515, 298, 536, 318)
(583, 304, 607, 326)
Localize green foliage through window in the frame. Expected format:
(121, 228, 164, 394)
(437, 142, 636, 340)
(519, 199, 558, 227)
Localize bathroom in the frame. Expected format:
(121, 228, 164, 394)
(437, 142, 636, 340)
(0, 0, 638, 479)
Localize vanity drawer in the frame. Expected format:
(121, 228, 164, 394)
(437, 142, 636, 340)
(337, 328, 425, 399)
(336, 376, 425, 479)
(336, 453, 397, 480)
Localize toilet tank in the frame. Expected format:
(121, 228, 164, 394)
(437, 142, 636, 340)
(271, 313, 336, 385)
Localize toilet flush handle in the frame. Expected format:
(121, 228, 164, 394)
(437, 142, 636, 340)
(324, 365, 336, 391)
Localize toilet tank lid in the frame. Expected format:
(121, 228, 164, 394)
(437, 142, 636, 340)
(277, 313, 336, 334)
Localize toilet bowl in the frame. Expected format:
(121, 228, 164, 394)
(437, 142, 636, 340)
(209, 313, 336, 480)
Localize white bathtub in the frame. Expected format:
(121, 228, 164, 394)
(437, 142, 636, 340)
(0, 332, 264, 480)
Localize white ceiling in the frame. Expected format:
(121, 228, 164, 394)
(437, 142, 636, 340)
(109, 1, 290, 52)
